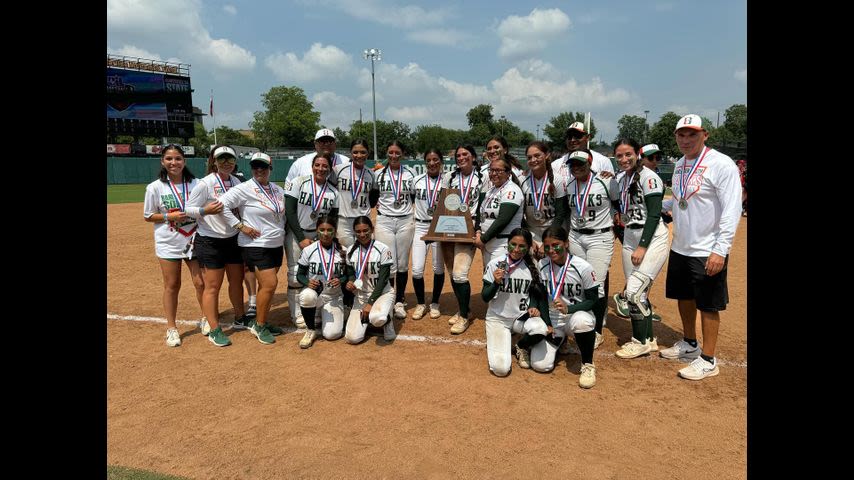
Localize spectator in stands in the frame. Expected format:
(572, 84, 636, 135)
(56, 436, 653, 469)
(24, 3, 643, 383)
(286, 129, 350, 184)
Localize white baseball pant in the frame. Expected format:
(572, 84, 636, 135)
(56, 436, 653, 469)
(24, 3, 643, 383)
(485, 313, 548, 377)
(285, 229, 318, 322)
(345, 287, 396, 344)
(411, 221, 444, 279)
(530, 309, 595, 372)
(568, 230, 614, 298)
(298, 287, 344, 340)
(621, 222, 670, 305)
(336, 216, 358, 250)
(374, 215, 415, 274)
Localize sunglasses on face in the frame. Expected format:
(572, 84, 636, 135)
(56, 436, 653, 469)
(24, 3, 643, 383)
(566, 133, 585, 141)
(543, 244, 565, 253)
(251, 164, 270, 170)
(507, 242, 528, 252)
(216, 157, 236, 165)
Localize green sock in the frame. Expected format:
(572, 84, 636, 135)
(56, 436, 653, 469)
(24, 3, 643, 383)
(646, 314, 654, 342)
(593, 296, 607, 333)
(458, 281, 471, 317)
(630, 317, 647, 344)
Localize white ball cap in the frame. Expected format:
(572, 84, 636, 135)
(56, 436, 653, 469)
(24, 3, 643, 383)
(249, 152, 272, 165)
(314, 128, 336, 141)
(212, 145, 237, 158)
(568, 150, 592, 164)
(640, 144, 660, 157)
(674, 114, 704, 132)
(566, 122, 587, 134)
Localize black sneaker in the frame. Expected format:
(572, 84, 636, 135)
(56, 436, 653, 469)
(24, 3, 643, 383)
(233, 314, 252, 329)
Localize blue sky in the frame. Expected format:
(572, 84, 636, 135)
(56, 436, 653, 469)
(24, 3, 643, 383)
(107, 0, 746, 143)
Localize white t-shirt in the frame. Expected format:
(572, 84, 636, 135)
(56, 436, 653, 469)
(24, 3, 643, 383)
(375, 165, 416, 216)
(218, 179, 286, 248)
(284, 175, 339, 231)
(539, 255, 599, 326)
(566, 173, 619, 230)
(347, 240, 395, 293)
(298, 240, 348, 296)
(186, 172, 242, 238)
(478, 179, 524, 237)
(442, 168, 484, 213)
(617, 166, 664, 227)
(412, 172, 446, 221)
(334, 162, 375, 218)
(670, 147, 742, 257)
(143, 178, 200, 259)
(519, 171, 568, 230)
(483, 256, 538, 318)
(286, 152, 350, 184)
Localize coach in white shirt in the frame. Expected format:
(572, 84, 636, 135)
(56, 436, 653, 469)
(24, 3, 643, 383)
(286, 128, 351, 184)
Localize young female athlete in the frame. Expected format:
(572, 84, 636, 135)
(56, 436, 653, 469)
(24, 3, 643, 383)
(409, 148, 446, 320)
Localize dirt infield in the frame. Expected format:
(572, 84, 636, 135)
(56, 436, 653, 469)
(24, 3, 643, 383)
(108, 202, 746, 480)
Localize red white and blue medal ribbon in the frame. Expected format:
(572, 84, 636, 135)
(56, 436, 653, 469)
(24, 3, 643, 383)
(574, 175, 594, 219)
(620, 172, 635, 214)
(355, 240, 374, 280)
(311, 176, 329, 215)
(317, 244, 336, 281)
(678, 147, 709, 203)
(460, 171, 474, 205)
(482, 180, 508, 215)
(549, 259, 570, 303)
(505, 255, 524, 275)
(350, 163, 365, 203)
(253, 179, 280, 216)
(531, 174, 549, 212)
(214, 174, 231, 196)
(167, 179, 187, 212)
(426, 174, 441, 210)
(389, 166, 403, 203)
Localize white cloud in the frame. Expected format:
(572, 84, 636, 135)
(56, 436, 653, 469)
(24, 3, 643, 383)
(406, 29, 475, 48)
(492, 68, 631, 113)
(312, 91, 360, 129)
(223, 4, 237, 15)
(385, 106, 434, 123)
(107, 0, 255, 71)
(497, 8, 571, 60)
(437, 78, 491, 104)
(734, 69, 747, 83)
(265, 43, 353, 82)
(305, 0, 451, 28)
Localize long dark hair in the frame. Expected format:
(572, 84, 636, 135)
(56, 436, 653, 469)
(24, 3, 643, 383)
(350, 138, 372, 158)
(508, 227, 545, 299)
(542, 225, 568, 243)
(158, 144, 196, 183)
(315, 214, 345, 256)
(450, 144, 482, 184)
(614, 138, 642, 196)
(379, 140, 408, 185)
(348, 215, 375, 257)
(488, 135, 523, 171)
(526, 141, 555, 196)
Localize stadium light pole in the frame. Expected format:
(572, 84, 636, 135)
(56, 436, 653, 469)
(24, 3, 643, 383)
(500, 115, 505, 137)
(363, 48, 382, 164)
(536, 124, 540, 141)
(644, 110, 650, 142)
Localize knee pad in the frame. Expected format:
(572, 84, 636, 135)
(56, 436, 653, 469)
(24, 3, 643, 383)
(531, 360, 555, 373)
(626, 271, 652, 305)
(628, 303, 646, 321)
(299, 288, 318, 307)
(568, 311, 595, 333)
(522, 317, 549, 336)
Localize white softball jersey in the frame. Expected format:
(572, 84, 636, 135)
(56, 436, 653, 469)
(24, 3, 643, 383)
(442, 168, 484, 213)
(334, 163, 375, 218)
(218, 180, 286, 248)
(566, 174, 619, 230)
(144, 178, 200, 259)
(539, 255, 599, 317)
(284, 175, 340, 231)
(618, 166, 665, 227)
(186, 172, 242, 238)
(479, 179, 524, 236)
(519, 171, 568, 230)
(286, 152, 350, 184)
(347, 240, 395, 294)
(297, 240, 348, 297)
(483, 256, 539, 319)
(670, 148, 742, 258)
(412, 172, 446, 221)
(375, 165, 416, 216)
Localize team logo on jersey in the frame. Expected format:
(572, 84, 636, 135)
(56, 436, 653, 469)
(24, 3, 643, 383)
(675, 166, 706, 197)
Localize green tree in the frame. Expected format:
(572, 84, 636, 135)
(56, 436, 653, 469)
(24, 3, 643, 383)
(648, 111, 682, 159)
(250, 86, 320, 149)
(211, 126, 251, 147)
(722, 103, 747, 142)
(332, 127, 351, 148)
(466, 104, 495, 128)
(615, 115, 648, 144)
(543, 112, 597, 150)
(412, 124, 461, 153)
(188, 122, 211, 153)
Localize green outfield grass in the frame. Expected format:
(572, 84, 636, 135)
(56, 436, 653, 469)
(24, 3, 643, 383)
(108, 184, 147, 204)
(107, 465, 190, 480)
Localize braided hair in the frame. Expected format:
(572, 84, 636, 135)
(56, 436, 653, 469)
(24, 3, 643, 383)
(525, 141, 555, 196)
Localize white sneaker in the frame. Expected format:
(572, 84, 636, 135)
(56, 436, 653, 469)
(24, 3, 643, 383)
(515, 345, 531, 369)
(647, 337, 659, 352)
(594, 331, 605, 349)
(199, 317, 211, 336)
(165, 328, 181, 347)
(579, 363, 596, 388)
(299, 329, 318, 349)
(615, 338, 652, 359)
(558, 337, 572, 355)
(295, 315, 306, 329)
(678, 356, 719, 380)
(660, 339, 701, 360)
(429, 303, 441, 319)
(450, 315, 470, 334)
(393, 302, 407, 319)
(411, 304, 427, 320)
(383, 319, 397, 341)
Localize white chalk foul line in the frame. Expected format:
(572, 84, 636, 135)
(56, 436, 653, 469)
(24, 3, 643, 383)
(106, 313, 746, 368)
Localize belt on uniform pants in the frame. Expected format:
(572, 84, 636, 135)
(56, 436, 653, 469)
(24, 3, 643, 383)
(377, 212, 410, 218)
(625, 224, 644, 230)
(572, 227, 611, 235)
(415, 218, 431, 223)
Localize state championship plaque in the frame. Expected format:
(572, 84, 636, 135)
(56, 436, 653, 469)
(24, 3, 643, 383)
(421, 189, 475, 243)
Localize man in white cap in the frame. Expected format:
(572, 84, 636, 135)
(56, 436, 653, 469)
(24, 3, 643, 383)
(286, 128, 350, 184)
(659, 114, 742, 381)
(551, 121, 614, 186)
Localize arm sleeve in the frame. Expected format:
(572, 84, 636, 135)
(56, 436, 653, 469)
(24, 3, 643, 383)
(369, 188, 379, 208)
(481, 202, 520, 243)
(296, 264, 310, 287)
(368, 264, 391, 304)
(552, 196, 569, 228)
(329, 207, 339, 219)
(532, 288, 551, 326)
(639, 193, 663, 248)
(285, 196, 305, 241)
(566, 287, 600, 314)
(474, 191, 486, 231)
(481, 279, 500, 302)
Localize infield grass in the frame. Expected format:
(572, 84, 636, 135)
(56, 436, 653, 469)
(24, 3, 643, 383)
(108, 184, 147, 204)
(107, 465, 190, 480)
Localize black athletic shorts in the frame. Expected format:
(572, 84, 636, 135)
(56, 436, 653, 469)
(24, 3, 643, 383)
(194, 234, 243, 269)
(665, 250, 729, 312)
(242, 245, 284, 272)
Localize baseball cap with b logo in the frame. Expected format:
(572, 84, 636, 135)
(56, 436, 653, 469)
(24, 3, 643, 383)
(314, 128, 336, 141)
(568, 150, 592, 165)
(249, 152, 272, 166)
(674, 114, 704, 132)
(566, 121, 587, 134)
